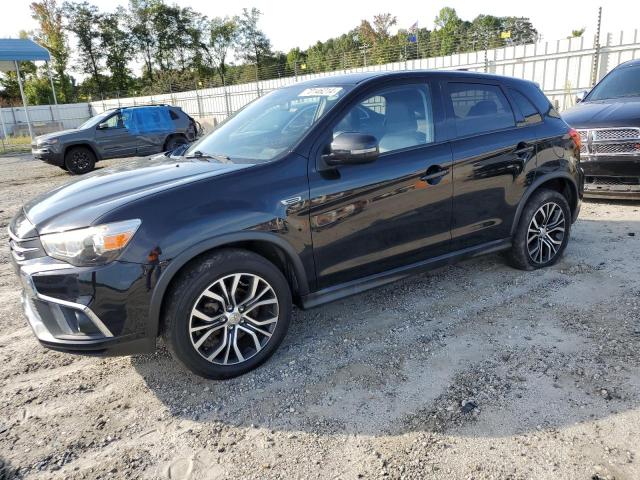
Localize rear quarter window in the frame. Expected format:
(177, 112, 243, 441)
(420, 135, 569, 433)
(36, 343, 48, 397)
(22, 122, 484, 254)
(509, 88, 543, 125)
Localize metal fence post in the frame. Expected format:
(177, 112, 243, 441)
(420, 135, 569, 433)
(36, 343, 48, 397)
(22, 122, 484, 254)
(591, 6, 603, 86)
(195, 81, 204, 118)
(255, 64, 261, 97)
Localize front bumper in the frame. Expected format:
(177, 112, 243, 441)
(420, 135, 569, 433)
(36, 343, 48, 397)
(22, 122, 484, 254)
(582, 155, 640, 200)
(11, 233, 156, 356)
(31, 146, 64, 166)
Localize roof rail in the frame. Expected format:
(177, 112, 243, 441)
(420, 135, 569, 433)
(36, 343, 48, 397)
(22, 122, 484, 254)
(118, 103, 173, 109)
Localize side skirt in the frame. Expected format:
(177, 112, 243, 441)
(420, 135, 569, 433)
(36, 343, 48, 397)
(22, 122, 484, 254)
(299, 238, 511, 309)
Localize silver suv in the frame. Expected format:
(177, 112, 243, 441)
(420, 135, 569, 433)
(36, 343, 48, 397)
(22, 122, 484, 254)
(31, 105, 202, 174)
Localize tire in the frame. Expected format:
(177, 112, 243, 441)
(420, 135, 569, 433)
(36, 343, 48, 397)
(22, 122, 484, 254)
(64, 146, 96, 175)
(508, 188, 571, 270)
(165, 135, 188, 152)
(58, 164, 68, 171)
(162, 248, 292, 379)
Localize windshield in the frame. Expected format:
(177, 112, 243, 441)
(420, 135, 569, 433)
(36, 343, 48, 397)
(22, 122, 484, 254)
(587, 65, 640, 101)
(185, 85, 350, 163)
(78, 110, 116, 129)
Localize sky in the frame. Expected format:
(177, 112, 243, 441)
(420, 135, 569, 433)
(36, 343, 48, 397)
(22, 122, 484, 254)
(2, 0, 639, 54)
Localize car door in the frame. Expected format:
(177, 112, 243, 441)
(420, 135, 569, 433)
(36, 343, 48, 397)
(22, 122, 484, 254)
(132, 107, 177, 155)
(94, 111, 138, 158)
(444, 81, 538, 251)
(308, 80, 453, 289)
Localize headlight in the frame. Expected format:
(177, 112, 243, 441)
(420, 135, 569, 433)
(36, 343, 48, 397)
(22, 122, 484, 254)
(39, 138, 59, 146)
(40, 219, 141, 266)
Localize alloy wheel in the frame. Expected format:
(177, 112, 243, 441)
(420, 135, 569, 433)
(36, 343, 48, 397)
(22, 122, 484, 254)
(527, 201, 566, 264)
(189, 273, 279, 365)
(71, 151, 90, 171)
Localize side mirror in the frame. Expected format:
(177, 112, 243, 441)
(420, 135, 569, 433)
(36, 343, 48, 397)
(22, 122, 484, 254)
(322, 132, 379, 167)
(97, 122, 109, 130)
(576, 90, 589, 103)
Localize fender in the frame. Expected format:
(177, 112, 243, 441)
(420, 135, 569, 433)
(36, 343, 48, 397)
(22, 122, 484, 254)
(510, 171, 579, 236)
(63, 141, 103, 160)
(146, 231, 310, 337)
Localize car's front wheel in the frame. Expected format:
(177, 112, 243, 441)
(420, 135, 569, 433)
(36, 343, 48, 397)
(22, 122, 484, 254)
(64, 146, 96, 175)
(508, 188, 571, 270)
(162, 249, 292, 379)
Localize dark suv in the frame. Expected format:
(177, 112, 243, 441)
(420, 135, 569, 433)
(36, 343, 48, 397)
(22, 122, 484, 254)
(10, 71, 583, 379)
(563, 59, 640, 199)
(31, 104, 201, 174)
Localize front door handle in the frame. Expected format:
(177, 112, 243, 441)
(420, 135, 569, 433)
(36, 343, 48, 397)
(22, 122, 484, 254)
(420, 166, 450, 185)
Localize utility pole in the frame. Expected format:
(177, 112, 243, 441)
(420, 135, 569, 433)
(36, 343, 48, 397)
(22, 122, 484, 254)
(591, 6, 603, 86)
(360, 44, 369, 68)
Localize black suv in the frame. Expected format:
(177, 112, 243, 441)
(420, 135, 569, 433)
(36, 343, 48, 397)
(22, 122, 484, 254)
(562, 59, 640, 199)
(10, 71, 583, 379)
(31, 104, 202, 174)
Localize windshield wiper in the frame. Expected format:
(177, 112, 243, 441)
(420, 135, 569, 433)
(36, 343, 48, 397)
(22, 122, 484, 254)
(185, 151, 232, 163)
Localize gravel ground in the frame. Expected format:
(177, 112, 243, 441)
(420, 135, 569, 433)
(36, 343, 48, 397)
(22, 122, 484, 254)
(1, 154, 639, 480)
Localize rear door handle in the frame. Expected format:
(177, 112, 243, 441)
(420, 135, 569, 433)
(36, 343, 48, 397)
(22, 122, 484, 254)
(420, 166, 450, 185)
(514, 143, 534, 159)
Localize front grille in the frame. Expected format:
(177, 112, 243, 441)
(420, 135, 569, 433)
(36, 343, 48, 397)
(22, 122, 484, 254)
(577, 127, 640, 157)
(592, 143, 640, 155)
(586, 176, 640, 186)
(592, 128, 640, 141)
(578, 130, 589, 143)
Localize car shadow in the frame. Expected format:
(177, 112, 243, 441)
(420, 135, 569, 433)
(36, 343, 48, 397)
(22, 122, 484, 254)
(131, 216, 640, 438)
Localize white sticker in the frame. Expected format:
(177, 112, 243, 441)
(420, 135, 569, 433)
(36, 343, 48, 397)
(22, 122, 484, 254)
(298, 87, 343, 97)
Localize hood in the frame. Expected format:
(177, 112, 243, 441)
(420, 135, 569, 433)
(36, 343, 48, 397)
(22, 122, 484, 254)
(23, 155, 253, 235)
(562, 98, 640, 129)
(35, 129, 81, 143)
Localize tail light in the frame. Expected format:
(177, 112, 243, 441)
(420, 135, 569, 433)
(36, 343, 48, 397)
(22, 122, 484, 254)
(568, 128, 581, 150)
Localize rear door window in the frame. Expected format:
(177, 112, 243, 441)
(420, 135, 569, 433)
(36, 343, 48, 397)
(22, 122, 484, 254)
(447, 83, 515, 137)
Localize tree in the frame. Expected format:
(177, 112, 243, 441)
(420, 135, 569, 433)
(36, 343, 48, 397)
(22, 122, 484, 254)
(500, 17, 538, 44)
(128, 0, 156, 83)
(235, 8, 271, 79)
(570, 28, 586, 38)
(99, 8, 134, 93)
(63, 1, 104, 95)
(209, 16, 237, 85)
(433, 7, 466, 56)
(30, 0, 72, 101)
(469, 14, 501, 51)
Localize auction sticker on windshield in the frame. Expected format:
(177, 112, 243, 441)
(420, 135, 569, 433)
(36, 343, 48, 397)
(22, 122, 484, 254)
(298, 87, 343, 97)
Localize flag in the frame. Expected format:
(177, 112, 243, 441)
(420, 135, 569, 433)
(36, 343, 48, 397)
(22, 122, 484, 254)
(409, 21, 418, 32)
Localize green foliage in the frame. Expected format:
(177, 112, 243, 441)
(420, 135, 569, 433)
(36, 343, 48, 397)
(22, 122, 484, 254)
(63, 1, 103, 92)
(571, 28, 586, 38)
(30, 0, 72, 102)
(1, 3, 542, 104)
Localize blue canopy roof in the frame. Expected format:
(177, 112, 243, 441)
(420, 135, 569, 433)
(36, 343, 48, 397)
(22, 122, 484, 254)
(0, 38, 50, 62)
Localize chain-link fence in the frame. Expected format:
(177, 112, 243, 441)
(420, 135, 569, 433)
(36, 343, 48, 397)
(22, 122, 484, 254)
(2, 28, 639, 155)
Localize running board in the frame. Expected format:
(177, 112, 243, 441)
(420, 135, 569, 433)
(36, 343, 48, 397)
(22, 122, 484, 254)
(299, 238, 512, 309)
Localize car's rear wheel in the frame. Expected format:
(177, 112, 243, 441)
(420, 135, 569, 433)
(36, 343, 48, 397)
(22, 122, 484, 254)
(162, 249, 292, 379)
(508, 188, 571, 270)
(165, 135, 188, 152)
(64, 146, 96, 175)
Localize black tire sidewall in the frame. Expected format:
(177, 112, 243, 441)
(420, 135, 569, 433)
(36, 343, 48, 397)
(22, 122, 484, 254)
(166, 136, 187, 152)
(164, 250, 292, 379)
(65, 147, 95, 175)
(511, 189, 571, 270)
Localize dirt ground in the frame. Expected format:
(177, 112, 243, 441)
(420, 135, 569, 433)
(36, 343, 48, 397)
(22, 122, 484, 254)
(0, 154, 639, 480)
